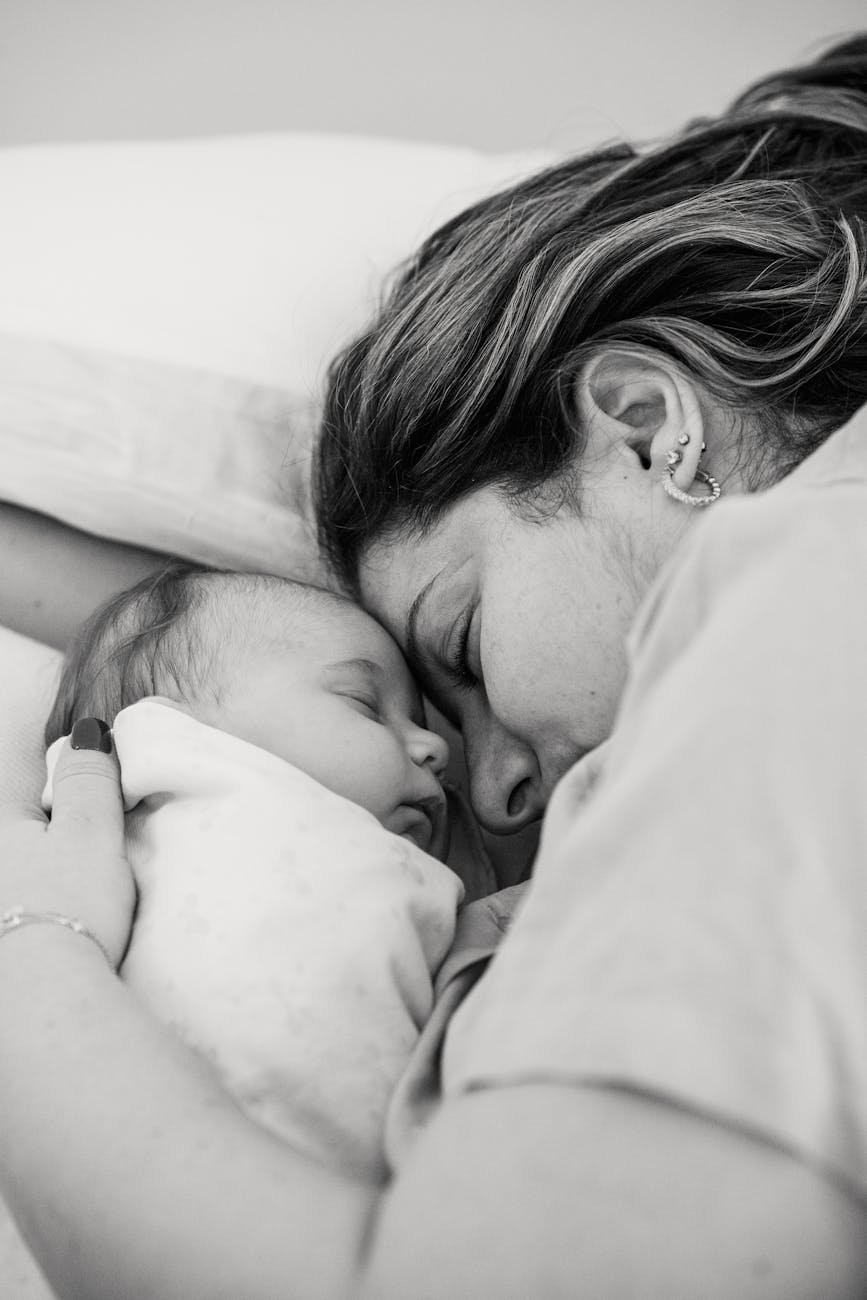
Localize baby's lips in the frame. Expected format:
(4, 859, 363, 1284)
(393, 805, 434, 851)
(391, 793, 450, 858)
(417, 791, 450, 860)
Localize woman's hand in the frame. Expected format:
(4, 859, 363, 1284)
(0, 718, 134, 968)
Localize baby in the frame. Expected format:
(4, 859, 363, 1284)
(43, 562, 466, 1180)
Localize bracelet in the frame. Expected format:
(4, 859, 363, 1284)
(0, 907, 113, 968)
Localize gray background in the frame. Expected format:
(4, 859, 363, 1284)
(0, 0, 861, 152)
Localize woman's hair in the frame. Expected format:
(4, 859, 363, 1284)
(315, 35, 867, 592)
(45, 562, 340, 746)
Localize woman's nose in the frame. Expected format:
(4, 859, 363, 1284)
(407, 725, 450, 779)
(464, 719, 544, 835)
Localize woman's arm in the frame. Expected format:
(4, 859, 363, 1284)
(0, 501, 169, 647)
(2, 926, 863, 1300)
(0, 742, 864, 1300)
(0, 931, 375, 1300)
(0, 738, 375, 1300)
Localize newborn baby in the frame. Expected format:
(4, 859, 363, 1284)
(44, 563, 464, 1180)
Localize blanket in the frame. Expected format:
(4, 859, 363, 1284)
(45, 699, 463, 1181)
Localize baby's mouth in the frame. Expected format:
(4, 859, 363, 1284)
(400, 816, 432, 851)
(393, 797, 449, 858)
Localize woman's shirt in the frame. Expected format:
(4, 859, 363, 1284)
(389, 407, 867, 1206)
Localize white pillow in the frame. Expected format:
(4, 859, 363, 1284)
(0, 133, 553, 576)
(0, 333, 323, 579)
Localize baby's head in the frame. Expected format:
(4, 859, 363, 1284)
(47, 563, 450, 856)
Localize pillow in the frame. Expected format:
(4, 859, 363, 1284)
(0, 333, 322, 579)
(0, 133, 553, 577)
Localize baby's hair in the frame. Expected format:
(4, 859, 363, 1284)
(45, 561, 348, 746)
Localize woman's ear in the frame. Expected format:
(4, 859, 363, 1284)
(576, 350, 706, 491)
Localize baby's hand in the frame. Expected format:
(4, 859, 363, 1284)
(0, 719, 135, 968)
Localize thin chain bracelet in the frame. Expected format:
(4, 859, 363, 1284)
(0, 907, 113, 968)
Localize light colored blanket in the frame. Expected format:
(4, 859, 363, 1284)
(45, 699, 463, 1180)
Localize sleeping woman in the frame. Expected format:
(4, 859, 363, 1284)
(0, 33, 866, 1300)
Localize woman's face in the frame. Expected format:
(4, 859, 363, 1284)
(359, 453, 684, 833)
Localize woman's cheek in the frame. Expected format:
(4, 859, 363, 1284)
(483, 637, 545, 739)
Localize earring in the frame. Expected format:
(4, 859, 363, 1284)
(662, 440, 721, 508)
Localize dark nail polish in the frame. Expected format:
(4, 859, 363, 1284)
(70, 717, 113, 754)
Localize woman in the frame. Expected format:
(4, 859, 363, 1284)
(1, 37, 867, 1298)
(316, 33, 867, 831)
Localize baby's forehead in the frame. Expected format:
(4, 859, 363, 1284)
(207, 575, 353, 627)
(211, 582, 426, 719)
(218, 577, 404, 665)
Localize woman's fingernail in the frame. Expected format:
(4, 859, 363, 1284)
(70, 718, 113, 754)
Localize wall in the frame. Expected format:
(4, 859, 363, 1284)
(0, 0, 862, 153)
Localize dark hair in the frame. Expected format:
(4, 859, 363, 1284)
(45, 562, 345, 746)
(315, 35, 867, 592)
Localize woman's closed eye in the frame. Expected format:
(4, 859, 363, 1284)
(445, 603, 480, 693)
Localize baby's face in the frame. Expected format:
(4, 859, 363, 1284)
(206, 601, 450, 858)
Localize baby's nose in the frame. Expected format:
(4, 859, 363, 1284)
(408, 726, 449, 779)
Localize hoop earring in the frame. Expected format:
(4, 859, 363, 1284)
(662, 447, 721, 508)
